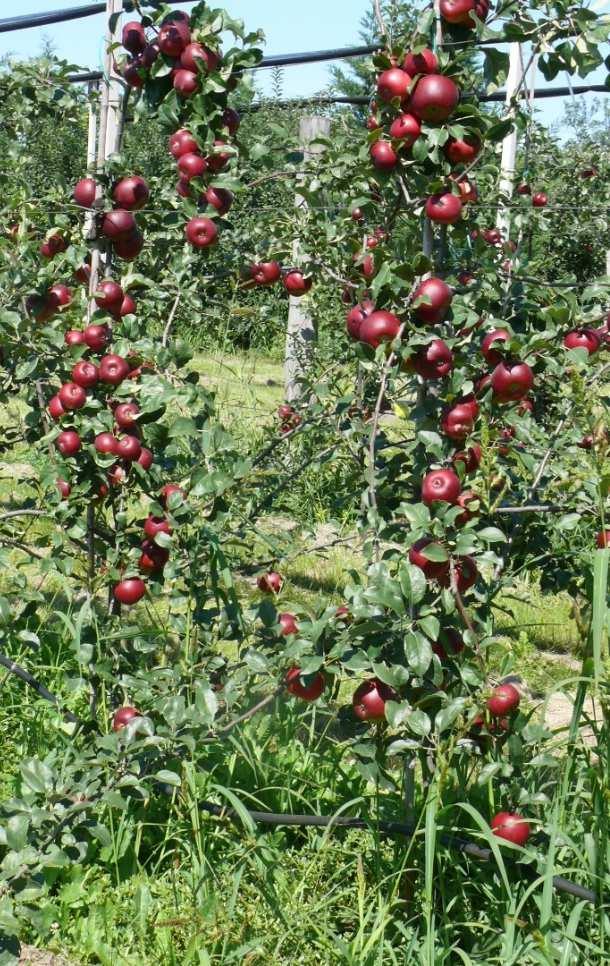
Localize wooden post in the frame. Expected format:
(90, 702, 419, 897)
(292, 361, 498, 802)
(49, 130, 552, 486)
(87, 0, 124, 317)
(284, 115, 331, 404)
(496, 43, 524, 238)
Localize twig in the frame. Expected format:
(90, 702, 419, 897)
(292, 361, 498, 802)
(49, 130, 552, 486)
(0, 537, 46, 560)
(211, 684, 286, 736)
(373, 0, 387, 36)
(161, 291, 181, 347)
(0, 651, 81, 724)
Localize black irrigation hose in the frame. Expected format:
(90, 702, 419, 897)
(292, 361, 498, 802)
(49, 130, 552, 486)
(199, 800, 600, 905)
(0, 0, 184, 34)
(0, 651, 80, 724)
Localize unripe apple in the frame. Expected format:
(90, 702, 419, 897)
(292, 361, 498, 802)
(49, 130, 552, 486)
(425, 193, 462, 224)
(99, 354, 130, 386)
(359, 310, 401, 348)
(286, 667, 325, 701)
(112, 175, 150, 210)
(352, 678, 397, 721)
(257, 572, 283, 594)
(73, 177, 98, 208)
(113, 578, 146, 605)
(409, 74, 459, 123)
(58, 382, 87, 411)
(56, 430, 81, 456)
(185, 216, 218, 248)
(422, 468, 461, 505)
(112, 705, 141, 730)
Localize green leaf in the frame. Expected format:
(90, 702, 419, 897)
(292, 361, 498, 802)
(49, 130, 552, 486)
(477, 527, 507, 543)
(404, 631, 432, 677)
(398, 562, 426, 606)
(407, 708, 431, 737)
(153, 770, 182, 788)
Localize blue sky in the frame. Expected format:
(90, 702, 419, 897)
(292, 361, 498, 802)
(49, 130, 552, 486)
(0, 0, 608, 133)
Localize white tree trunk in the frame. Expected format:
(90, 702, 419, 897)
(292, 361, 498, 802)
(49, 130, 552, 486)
(496, 43, 524, 238)
(284, 115, 331, 403)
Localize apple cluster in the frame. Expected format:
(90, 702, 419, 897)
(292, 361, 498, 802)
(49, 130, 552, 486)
(73, 174, 149, 261)
(247, 260, 313, 297)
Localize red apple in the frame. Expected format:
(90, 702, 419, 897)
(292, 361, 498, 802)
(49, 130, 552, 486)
(65, 330, 86, 347)
(122, 58, 145, 88)
(425, 192, 462, 224)
(346, 300, 375, 340)
(112, 705, 140, 730)
(444, 134, 481, 165)
(116, 436, 142, 462)
(487, 683, 520, 716)
(455, 489, 478, 525)
(122, 20, 146, 54)
(139, 540, 168, 574)
(442, 399, 479, 439)
(370, 140, 398, 172)
(115, 402, 139, 429)
(112, 175, 149, 210)
(95, 433, 119, 455)
(563, 329, 599, 354)
(169, 129, 199, 158)
(532, 192, 548, 208)
(173, 68, 199, 97)
(113, 230, 144, 261)
(48, 284, 72, 308)
(180, 42, 220, 73)
(160, 484, 185, 508)
(403, 48, 438, 76)
(408, 538, 450, 580)
(101, 209, 137, 240)
(99, 354, 130, 386)
(250, 262, 282, 286)
(422, 468, 461, 505)
(94, 280, 123, 311)
(75, 263, 91, 285)
(432, 628, 464, 661)
(516, 183, 531, 195)
(204, 186, 233, 215)
(359, 310, 401, 348)
(491, 361, 534, 403)
(283, 271, 312, 296)
(481, 329, 511, 365)
(389, 112, 421, 145)
(137, 447, 154, 471)
(58, 382, 86, 411)
(71, 361, 98, 388)
(279, 612, 299, 636)
(437, 555, 478, 592)
(73, 177, 98, 208)
(56, 430, 81, 456)
(48, 395, 65, 420)
(56, 478, 71, 499)
(84, 324, 111, 351)
(185, 217, 218, 248)
(409, 74, 459, 123)
(144, 515, 172, 539)
(352, 678, 397, 721)
(286, 667, 325, 701)
(596, 531, 610, 548)
(452, 444, 482, 474)
(222, 107, 240, 134)
(257, 572, 283, 594)
(412, 277, 453, 324)
(412, 339, 454, 379)
(377, 67, 412, 103)
(40, 232, 67, 259)
(491, 812, 531, 847)
(113, 578, 146, 605)
(111, 294, 136, 318)
(158, 20, 190, 58)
